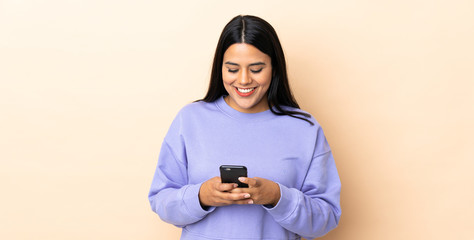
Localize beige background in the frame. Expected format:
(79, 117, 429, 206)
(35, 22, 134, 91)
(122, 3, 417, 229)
(1, 0, 473, 239)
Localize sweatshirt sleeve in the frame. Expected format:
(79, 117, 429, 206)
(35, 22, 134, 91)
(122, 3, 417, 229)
(148, 112, 215, 227)
(264, 127, 341, 239)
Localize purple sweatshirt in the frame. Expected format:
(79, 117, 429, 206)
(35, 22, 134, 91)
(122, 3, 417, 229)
(149, 96, 341, 239)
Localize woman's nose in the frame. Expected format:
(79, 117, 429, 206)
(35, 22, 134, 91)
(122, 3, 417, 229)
(238, 70, 251, 85)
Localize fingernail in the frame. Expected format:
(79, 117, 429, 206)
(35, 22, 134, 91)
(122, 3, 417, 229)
(244, 194, 250, 198)
(233, 184, 238, 188)
(248, 200, 254, 204)
(238, 177, 246, 182)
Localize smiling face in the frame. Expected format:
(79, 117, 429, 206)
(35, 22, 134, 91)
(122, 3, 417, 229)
(222, 43, 272, 113)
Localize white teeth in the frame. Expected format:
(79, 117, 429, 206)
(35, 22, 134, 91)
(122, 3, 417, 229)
(237, 87, 255, 93)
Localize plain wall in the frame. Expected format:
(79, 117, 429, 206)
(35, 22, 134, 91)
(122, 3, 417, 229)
(1, 0, 473, 239)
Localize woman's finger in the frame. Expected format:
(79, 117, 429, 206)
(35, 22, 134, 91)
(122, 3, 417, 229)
(216, 182, 238, 192)
(233, 198, 255, 205)
(239, 177, 258, 187)
(216, 191, 251, 201)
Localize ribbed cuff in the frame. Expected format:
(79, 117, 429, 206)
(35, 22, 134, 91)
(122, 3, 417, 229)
(182, 183, 215, 219)
(263, 183, 300, 222)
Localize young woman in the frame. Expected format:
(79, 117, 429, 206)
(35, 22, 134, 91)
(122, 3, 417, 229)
(149, 15, 341, 240)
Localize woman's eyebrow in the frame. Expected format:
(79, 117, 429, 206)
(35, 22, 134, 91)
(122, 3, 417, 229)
(224, 61, 239, 66)
(249, 62, 265, 67)
(224, 61, 266, 66)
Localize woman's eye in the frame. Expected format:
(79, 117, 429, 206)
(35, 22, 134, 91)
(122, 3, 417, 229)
(228, 69, 238, 73)
(250, 68, 263, 73)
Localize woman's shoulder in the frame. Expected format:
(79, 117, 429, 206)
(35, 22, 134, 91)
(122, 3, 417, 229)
(175, 100, 219, 118)
(166, 100, 218, 131)
(277, 105, 321, 128)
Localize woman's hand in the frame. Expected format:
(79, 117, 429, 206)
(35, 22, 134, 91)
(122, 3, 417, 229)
(231, 177, 281, 207)
(199, 177, 252, 208)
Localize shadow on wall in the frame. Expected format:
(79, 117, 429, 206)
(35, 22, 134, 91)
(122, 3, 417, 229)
(290, 50, 369, 239)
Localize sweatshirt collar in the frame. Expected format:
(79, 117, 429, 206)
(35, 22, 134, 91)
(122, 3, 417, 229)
(215, 95, 276, 121)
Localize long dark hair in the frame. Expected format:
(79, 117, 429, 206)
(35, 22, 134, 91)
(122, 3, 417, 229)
(200, 15, 313, 125)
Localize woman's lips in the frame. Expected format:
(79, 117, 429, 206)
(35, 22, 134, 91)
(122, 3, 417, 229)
(235, 87, 256, 97)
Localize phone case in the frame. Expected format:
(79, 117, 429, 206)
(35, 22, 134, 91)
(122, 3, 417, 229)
(220, 165, 248, 188)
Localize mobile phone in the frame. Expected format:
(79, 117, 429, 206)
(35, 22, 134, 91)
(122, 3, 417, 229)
(220, 165, 248, 188)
